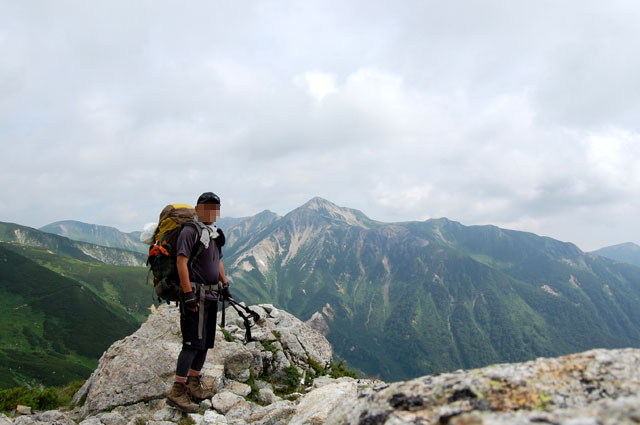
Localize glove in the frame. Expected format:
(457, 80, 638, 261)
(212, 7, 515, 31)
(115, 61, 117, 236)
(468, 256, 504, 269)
(221, 282, 232, 300)
(183, 291, 198, 311)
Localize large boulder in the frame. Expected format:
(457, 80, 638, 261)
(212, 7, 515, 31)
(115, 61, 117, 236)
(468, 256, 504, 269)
(327, 348, 640, 425)
(223, 303, 333, 368)
(288, 381, 358, 425)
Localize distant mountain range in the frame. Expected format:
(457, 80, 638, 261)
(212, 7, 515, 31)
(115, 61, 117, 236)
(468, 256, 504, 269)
(40, 220, 148, 254)
(591, 242, 640, 268)
(221, 198, 640, 380)
(3, 199, 640, 384)
(0, 222, 146, 266)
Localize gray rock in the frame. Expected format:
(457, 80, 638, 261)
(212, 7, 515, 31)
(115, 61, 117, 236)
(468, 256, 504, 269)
(212, 391, 246, 415)
(13, 410, 75, 425)
(188, 413, 205, 425)
(224, 346, 253, 382)
(289, 381, 358, 425)
(225, 381, 252, 397)
(204, 410, 228, 425)
(78, 418, 102, 425)
(75, 304, 234, 418)
(248, 401, 297, 425)
(328, 348, 640, 425)
(16, 405, 31, 415)
(224, 304, 332, 368)
(0, 414, 12, 425)
(112, 401, 153, 420)
(205, 364, 226, 394)
(225, 405, 252, 423)
(148, 421, 176, 425)
(255, 379, 273, 390)
(201, 398, 213, 410)
(95, 411, 127, 425)
(258, 387, 280, 405)
(152, 406, 183, 422)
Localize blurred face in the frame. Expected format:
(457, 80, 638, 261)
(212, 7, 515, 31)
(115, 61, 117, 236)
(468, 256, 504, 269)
(195, 203, 220, 224)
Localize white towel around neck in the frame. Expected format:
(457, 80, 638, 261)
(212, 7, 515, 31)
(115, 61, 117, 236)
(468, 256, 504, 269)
(196, 222, 219, 249)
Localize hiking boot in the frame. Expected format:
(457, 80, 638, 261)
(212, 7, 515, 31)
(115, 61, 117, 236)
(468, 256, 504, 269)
(187, 375, 214, 402)
(167, 382, 199, 413)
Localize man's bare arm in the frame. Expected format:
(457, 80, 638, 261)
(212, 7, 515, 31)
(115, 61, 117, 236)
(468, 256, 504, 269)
(177, 255, 193, 293)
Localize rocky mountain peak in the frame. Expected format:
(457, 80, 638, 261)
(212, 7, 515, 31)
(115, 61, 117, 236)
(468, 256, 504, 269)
(289, 197, 374, 228)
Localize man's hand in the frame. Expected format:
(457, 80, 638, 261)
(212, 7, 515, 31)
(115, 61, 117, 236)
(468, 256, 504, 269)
(221, 282, 232, 300)
(183, 291, 198, 312)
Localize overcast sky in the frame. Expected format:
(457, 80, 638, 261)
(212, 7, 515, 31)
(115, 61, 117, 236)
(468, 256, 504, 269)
(1, 0, 639, 251)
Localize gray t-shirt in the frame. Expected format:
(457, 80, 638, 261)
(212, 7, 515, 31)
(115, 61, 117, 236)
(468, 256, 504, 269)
(176, 224, 223, 300)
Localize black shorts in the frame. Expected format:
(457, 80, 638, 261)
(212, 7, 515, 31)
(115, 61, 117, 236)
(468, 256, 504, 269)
(180, 299, 218, 351)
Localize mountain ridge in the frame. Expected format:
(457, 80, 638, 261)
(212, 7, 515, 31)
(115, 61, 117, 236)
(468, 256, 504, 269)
(6, 198, 640, 382)
(592, 242, 640, 267)
(0, 222, 146, 266)
(39, 220, 147, 254)
(221, 198, 640, 381)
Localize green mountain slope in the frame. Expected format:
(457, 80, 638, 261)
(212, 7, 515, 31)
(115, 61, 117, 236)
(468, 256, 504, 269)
(40, 220, 148, 254)
(0, 222, 146, 266)
(224, 198, 640, 381)
(0, 245, 139, 388)
(592, 242, 640, 267)
(1, 243, 152, 322)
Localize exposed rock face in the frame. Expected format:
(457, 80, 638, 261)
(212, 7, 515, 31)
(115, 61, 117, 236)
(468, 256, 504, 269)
(327, 348, 640, 425)
(73, 302, 332, 419)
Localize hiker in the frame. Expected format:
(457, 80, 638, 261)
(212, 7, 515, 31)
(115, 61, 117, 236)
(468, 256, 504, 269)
(167, 192, 231, 413)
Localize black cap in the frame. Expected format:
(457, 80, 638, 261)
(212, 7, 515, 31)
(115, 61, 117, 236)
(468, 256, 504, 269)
(197, 192, 221, 205)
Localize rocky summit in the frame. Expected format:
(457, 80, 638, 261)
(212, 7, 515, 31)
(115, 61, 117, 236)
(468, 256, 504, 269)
(4, 303, 640, 425)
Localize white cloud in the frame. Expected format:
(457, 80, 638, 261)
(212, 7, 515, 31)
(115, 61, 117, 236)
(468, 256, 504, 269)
(1, 0, 640, 251)
(296, 71, 337, 102)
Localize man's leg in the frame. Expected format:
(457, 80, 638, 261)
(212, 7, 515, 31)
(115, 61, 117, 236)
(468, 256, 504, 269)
(187, 300, 217, 400)
(186, 349, 213, 401)
(168, 304, 203, 413)
(167, 348, 199, 413)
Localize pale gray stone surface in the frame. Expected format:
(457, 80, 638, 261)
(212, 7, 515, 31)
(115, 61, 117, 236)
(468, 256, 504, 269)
(15, 406, 31, 416)
(224, 346, 254, 382)
(112, 401, 154, 420)
(212, 392, 247, 415)
(204, 410, 228, 425)
(77, 418, 102, 425)
(226, 381, 252, 397)
(95, 411, 127, 425)
(152, 407, 183, 422)
(12, 410, 75, 425)
(289, 381, 358, 425)
(327, 348, 640, 425)
(73, 302, 328, 420)
(257, 387, 280, 405)
(201, 399, 214, 411)
(0, 414, 12, 425)
(248, 401, 297, 425)
(225, 405, 252, 423)
(188, 413, 205, 425)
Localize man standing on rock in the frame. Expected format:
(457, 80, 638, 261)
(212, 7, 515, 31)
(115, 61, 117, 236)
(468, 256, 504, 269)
(167, 192, 230, 413)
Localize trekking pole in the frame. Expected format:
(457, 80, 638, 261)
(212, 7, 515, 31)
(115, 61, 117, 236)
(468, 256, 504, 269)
(225, 298, 261, 342)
